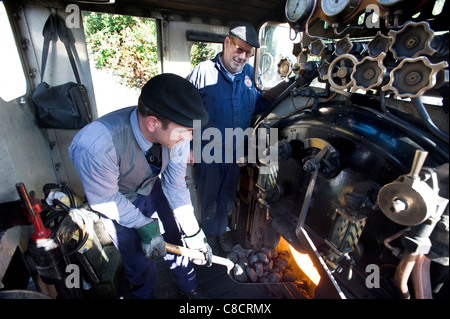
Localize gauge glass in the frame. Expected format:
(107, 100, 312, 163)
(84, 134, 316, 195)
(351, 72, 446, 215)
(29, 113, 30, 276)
(285, 0, 314, 22)
(377, 0, 404, 6)
(321, 0, 353, 17)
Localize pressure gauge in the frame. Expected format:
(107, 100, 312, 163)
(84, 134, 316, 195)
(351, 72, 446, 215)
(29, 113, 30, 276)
(321, 0, 361, 18)
(377, 0, 404, 6)
(285, 0, 316, 23)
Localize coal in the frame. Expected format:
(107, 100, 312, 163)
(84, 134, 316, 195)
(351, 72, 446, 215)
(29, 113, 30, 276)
(231, 244, 246, 258)
(248, 254, 259, 266)
(267, 272, 282, 283)
(282, 272, 296, 282)
(263, 259, 273, 272)
(278, 250, 290, 259)
(260, 247, 272, 259)
(274, 259, 288, 272)
(229, 245, 299, 284)
(246, 266, 258, 283)
(233, 263, 248, 283)
(256, 251, 270, 265)
(227, 252, 239, 264)
(253, 262, 264, 277)
(240, 255, 249, 266)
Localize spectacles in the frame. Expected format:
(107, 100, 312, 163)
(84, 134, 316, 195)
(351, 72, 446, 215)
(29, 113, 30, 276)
(229, 36, 255, 58)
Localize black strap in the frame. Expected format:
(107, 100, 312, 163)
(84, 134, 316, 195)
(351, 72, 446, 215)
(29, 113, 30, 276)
(56, 13, 81, 85)
(40, 14, 57, 82)
(40, 11, 81, 85)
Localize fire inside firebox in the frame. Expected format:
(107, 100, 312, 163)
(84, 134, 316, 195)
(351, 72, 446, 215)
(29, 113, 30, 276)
(228, 236, 320, 298)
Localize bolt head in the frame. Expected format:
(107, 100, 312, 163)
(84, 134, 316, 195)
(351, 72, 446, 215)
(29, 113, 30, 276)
(392, 197, 408, 213)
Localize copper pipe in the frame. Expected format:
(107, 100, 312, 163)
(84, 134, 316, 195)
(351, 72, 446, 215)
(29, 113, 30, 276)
(412, 254, 433, 299)
(394, 251, 419, 299)
(384, 227, 410, 256)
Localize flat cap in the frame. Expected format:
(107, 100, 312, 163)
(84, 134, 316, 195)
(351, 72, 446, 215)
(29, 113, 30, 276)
(229, 22, 260, 48)
(139, 73, 208, 128)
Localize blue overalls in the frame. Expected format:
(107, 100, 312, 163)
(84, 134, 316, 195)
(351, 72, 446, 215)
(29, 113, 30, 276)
(188, 53, 268, 239)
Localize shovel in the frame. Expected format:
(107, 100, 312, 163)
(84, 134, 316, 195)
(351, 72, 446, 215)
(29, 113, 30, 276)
(165, 243, 235, 273)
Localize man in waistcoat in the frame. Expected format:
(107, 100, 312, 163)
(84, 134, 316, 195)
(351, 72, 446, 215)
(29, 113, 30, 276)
(69, 73, 211, 299)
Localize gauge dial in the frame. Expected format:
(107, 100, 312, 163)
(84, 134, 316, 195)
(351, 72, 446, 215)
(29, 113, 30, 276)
(321, 0, 361, 18)
(285, 0, 316, 23)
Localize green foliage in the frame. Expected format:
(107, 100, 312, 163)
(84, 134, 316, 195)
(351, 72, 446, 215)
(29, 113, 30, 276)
(190, 42, 222, 68)
(82, 12, 221, 88)
(83, 12, 158, 89)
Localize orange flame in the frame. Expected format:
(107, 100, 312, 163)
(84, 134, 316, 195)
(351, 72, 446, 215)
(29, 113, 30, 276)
(289, 244, 321, 286)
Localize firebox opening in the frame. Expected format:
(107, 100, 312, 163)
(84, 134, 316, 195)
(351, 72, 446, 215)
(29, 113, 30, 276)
(276, 236, 321, 298)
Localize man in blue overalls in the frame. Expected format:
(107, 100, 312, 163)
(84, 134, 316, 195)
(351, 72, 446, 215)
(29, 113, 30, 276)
(69, 74, 211, 299)
(188, 22, 270, 253)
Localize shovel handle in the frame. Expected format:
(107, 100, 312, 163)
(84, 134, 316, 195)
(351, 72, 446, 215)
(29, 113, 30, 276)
(165, 242, 205, 259)
(165, 243, 234, 271)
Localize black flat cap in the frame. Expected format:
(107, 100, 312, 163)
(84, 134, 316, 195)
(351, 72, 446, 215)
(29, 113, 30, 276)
(229, 22, 260, 48)
(139, 73, 208, 128)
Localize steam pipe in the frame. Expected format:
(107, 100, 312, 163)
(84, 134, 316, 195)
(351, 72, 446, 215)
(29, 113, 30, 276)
(378, 94, 448, 159)
(430, 33, 449, 59)
(394, 251, 419, 299)
(383, 227, 410, 258)
(411, 98, 449, 143)
(412, 254, 433, 299)
(257, 62, 320, 122)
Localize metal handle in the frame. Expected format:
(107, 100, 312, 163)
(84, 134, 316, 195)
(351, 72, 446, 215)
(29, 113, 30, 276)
(15, 182, 51, 240)
(409, 150, 428, 180)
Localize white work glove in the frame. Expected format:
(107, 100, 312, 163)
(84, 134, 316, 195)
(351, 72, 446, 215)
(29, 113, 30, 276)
(173, 205, 212, 266)
(184, 228, 212, 266)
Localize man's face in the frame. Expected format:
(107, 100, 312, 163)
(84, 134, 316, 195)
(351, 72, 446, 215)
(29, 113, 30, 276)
(221, 36, 255, 74)
(156, 121, 193, 149)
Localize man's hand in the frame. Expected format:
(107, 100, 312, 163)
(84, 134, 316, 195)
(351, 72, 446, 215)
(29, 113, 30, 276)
(184, 229, 212, 266)
(141, 235, 166, 260)
(172, 205, 212, 266)
(137, 219, 167, 260)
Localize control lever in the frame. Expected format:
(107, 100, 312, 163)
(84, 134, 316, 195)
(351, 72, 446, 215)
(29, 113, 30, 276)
(295, 138, 346, 299)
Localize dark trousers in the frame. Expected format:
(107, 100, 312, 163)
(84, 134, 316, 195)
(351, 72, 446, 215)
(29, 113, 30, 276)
(195, 162, 241, 238)
(101, 179, 197, 299)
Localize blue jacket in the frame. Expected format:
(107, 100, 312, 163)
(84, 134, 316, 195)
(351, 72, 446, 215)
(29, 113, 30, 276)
(188, 53, 268, 148)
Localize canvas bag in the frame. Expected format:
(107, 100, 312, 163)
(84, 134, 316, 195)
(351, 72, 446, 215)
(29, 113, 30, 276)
(31, 13, 92, 129)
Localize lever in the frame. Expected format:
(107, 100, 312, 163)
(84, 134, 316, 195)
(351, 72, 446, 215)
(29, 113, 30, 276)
(16, 183, 51, 241)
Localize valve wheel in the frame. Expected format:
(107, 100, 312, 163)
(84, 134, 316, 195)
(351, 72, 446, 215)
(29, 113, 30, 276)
(325, 54, 358, 90)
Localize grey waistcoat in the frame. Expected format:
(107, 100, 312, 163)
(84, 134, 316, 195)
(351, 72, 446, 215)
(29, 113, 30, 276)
(97, 107, 169, 203)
